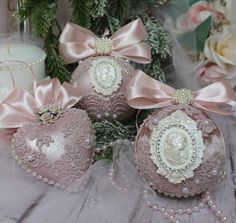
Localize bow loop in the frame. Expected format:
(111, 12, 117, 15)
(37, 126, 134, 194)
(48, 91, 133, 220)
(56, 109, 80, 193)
(111, 19, 148, 50)
(127, 70, 236, 115)
(34, 78, 81, 109)
(59, 19, 151, 64)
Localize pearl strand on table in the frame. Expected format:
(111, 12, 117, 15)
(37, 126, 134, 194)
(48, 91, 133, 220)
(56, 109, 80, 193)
(142, 189, 231, 223)
(204, 192, 230, 223)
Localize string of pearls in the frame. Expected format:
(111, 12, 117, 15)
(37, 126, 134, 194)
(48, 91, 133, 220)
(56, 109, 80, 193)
(142, 189, 231, 223)
(0, 55, 46, 71)
(104, 139, 132, 191)
(108, 166, 130, 192)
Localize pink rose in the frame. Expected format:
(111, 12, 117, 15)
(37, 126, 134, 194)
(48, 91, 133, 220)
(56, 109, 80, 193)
(197, 61, 227, 85)
(176, 1, 217, 32)
(39, 112, 53, 124)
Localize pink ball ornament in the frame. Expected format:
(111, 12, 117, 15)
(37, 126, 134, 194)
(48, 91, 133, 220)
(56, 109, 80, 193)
(135, 105, 226, 197)
(127, 70, 236, 198)
(59, 19, 152, 122)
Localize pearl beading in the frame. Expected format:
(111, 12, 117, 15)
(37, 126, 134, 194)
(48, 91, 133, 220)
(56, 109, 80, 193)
(11, 136, 93, 193)
(0, 55, 46, 71)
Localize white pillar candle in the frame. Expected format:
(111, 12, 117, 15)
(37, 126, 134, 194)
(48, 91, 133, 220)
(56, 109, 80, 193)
(0, 43, 46, 100)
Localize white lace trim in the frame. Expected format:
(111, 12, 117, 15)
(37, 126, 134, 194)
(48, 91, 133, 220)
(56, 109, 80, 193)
(89, 58, 122, 96)
(150, 110, 205, 184)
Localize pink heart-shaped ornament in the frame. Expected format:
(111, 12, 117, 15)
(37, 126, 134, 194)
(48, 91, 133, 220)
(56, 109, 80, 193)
(11, 108, 94, 189)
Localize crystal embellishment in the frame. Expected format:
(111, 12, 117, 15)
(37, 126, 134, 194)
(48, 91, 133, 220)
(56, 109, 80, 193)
(150, 110, 204, 184)
(94, 37, 113, 55)
(172, 89, 194, 105)
(89, 57, 122, 96)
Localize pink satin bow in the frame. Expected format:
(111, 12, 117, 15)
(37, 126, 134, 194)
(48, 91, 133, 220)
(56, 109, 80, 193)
(59, 19, 151, 64)
(0, 78, 82, 128)
(127, 70, 236, 115)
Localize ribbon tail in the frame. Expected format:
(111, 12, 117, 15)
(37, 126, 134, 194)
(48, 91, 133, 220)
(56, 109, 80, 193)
(0, 103, 35, 128)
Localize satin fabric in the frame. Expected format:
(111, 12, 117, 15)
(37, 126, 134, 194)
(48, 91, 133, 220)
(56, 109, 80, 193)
(59, 19, 152, 64)
(0, 78, 82, 128)
(127, 70, 236, 115)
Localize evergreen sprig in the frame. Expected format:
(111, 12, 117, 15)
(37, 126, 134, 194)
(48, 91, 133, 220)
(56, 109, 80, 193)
(92, 0, 108, 19)
(93, 120, 137, 148)
(17, 0, 171, 160)
(69, 0, 93, 28)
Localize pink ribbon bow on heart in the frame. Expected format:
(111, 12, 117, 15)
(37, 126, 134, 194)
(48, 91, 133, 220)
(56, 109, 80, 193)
(59, 19, 152, 64)
(127, 70, 236, 115)
(0, 78, 82, 128)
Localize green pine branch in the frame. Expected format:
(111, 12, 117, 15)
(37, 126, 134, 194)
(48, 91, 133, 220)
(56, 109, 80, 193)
(69, 0, 93, 28)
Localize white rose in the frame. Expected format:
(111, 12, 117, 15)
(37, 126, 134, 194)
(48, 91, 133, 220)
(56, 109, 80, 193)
(204, 26, 236, 68)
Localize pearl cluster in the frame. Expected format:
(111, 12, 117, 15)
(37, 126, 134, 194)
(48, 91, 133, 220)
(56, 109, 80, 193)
(142, 189, 231, 223)
(172, 89, 194, 105)
(0, 55, 46, 71)
(94, 37, 113, 55)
